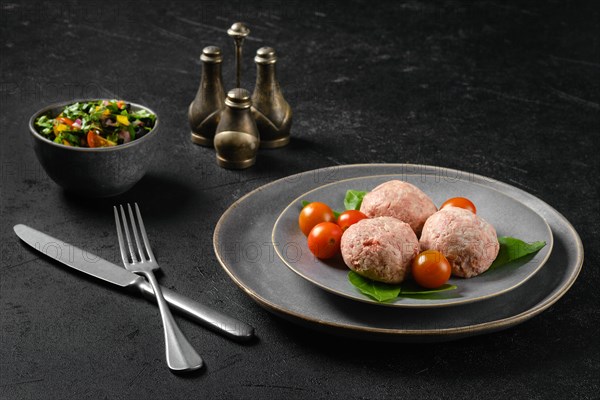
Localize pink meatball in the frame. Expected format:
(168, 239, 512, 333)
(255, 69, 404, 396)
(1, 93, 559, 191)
(419, 207, 500, 278)
(341, 217, 419, 284)
(359, 180, 437, 235)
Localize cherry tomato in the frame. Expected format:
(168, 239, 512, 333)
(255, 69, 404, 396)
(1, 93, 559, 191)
(298, 202, 335, 236)
(307, 222, 343, 259)
(440, 197, 476, 214)
(87, 131, 116, 148)
(411, 250, 452, 289)
(337, 210, 368, 231)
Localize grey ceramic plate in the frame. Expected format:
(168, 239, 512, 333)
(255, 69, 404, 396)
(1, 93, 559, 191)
(214, 164, 583, 341)
(272, 174, 553, 308)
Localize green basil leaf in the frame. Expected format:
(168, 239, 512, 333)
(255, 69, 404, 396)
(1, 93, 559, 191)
(348, 271, 401, 302)
(344, 190, 367, 210)
(348, 271, 458, 302)
(396, 280, 457, 295)
(490, 237, 546, 269)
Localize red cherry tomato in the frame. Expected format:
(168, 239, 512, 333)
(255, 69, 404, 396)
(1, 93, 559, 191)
(440, 197, 476, 214)
(298, 202, 335, 236)
(337, 210, 368, 231)
(307, 222, 343, 259)
(411, 250, 452, 289)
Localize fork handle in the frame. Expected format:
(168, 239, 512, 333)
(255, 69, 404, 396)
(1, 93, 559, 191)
(143, 272, 204, 372)
(138, 281, 255, 342)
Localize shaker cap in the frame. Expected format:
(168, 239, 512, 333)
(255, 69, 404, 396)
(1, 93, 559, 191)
(255, 47, 277, 64)
(200, 46, 222, 63)
(225, 88, 252, 109)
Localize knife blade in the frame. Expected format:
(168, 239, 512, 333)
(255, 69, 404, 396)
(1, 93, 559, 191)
(13, 224, 255, 342)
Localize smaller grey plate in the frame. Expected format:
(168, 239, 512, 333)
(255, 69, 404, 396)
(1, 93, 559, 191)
(272, 174, 553, 308)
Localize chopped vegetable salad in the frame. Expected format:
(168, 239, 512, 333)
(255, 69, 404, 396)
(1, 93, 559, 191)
(34, 100, 156, 147)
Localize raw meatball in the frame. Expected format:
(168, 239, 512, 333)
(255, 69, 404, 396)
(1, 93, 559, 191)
(419, 207, 500, 278)
(341, 216, 419, 284)
(359, 180, 437, 235)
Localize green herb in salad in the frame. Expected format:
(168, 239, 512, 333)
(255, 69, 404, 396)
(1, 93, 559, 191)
(34, 100, 156, 148)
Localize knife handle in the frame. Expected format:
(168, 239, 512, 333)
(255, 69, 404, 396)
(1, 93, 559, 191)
(137, 281, 255, 342)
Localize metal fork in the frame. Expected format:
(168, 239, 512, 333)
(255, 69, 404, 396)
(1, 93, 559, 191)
(114, 203, 203, 372)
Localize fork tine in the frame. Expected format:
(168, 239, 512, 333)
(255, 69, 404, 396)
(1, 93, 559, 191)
(134, 203, 155, 261)
(114, 206, 130, 266)
(119, 204, 139, 263)
(127, 203, 145, 261)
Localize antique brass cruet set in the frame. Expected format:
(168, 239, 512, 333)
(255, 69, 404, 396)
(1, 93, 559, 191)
(188, 22, 292, 169)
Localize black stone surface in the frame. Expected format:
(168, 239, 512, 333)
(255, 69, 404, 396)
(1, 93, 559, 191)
(1, 1, 598, 399)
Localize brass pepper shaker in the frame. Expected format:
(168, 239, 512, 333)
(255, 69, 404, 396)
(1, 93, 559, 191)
(227, 22, 250, 89)
(251, 47, 292, 148)
(214, 88, 260, 169)
(188, 46, 226, 146)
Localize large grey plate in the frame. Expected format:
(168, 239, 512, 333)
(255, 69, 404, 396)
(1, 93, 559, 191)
(272, 174, 553, 308)
(213, 164, 583, 341)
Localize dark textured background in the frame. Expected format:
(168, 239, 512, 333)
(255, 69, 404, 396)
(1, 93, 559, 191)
(1, 1, 598, 399)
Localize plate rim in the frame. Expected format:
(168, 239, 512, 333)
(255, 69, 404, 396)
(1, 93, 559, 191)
(271, 173, 554, 308)
(213, 164, 584, 338)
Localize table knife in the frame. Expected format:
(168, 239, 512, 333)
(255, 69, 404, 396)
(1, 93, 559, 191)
(13, 224, 255, 342)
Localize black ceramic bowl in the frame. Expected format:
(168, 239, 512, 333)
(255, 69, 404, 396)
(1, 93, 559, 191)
(28, 100, 160, 197)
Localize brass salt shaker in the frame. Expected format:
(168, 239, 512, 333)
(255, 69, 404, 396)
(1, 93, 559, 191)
(214, 88, 260, 169)
(188, 46, 226, 146)
(251, 47, 292, 148)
